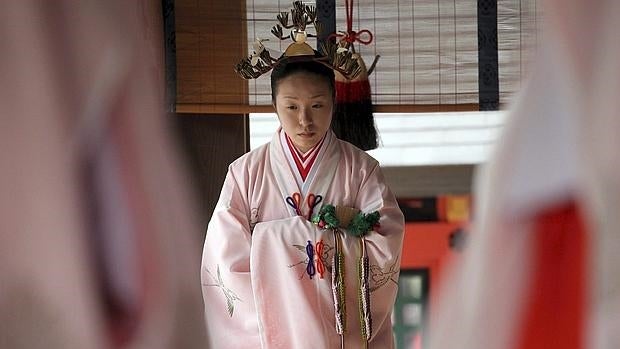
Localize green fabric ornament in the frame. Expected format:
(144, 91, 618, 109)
(312, 204, 380, 237)
(348, 211, 380, 237)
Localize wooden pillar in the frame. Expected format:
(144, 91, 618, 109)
(175, 114, 248, 231)
(477, 0, 499, 110)
(162, 0, 176, 113)
(316, 0, 336, 54)
(174, 0, 249, 234)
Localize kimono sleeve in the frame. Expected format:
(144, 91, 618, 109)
(355, 161, 405, 345)
(201, 166, 260, 348)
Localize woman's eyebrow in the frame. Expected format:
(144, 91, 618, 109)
(281, 94, 325, 99)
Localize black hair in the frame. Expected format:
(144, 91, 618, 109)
(270, 53, 335, 102)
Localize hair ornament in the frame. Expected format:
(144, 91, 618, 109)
(234, 1, 361, 80)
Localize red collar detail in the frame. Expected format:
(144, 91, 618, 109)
(285, 134, 325, 181)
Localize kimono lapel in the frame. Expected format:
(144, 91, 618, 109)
(303, 130, 340, 216)
(269, 129, 341, 220)
(270, 129, 305, 217)
(281, 131, 325, 191)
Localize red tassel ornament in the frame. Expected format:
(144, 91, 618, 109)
(332, 53, 379, 150)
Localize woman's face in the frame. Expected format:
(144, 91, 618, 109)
(273, 72, 334, 153)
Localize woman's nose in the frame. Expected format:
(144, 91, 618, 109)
(299, 109, 313, 126)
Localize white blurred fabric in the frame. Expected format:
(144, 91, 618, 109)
(0, 1, 207, 348)
(427, 0, 620, 348)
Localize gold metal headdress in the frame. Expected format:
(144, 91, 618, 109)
(234, 1, 361, 80)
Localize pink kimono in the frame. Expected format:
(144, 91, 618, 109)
(201, 129, 404, 348)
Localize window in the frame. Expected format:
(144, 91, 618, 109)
(250, 111, 506, 165)
(392, 269, 429, 349)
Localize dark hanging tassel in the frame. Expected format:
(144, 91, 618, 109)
(332, 55, 380, 151)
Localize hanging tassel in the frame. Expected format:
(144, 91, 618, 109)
(329, 0, 380, 151)
(332, 54, 380, 151)
(358, 237, 372, 345)
(332, 230, 347, 336)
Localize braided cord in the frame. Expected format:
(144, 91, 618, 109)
(358, 237, 372, 346)
(332, 230, 347, 335)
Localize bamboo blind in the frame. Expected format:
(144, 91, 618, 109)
(498, 0, 540, 104)
(176, 0, 248, 107)
(175, 0, 539, 113)
(247, 0, 480, 106)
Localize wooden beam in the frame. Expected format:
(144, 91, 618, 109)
(176, 104, 275, 114)
(382, 165, 474, 198)
(373, 104, 479, 113)
(175, 103, 480, 115)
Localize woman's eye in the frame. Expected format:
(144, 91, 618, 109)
(287, 105, 297, 110)
(312, 104, 323, 109)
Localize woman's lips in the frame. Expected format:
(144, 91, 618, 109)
(298, 132, 315, 138)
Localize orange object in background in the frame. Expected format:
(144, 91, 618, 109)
(400, 221, 465, 325)
(397, 195, 470, 347)
(398, 195, 471, 326)
(437, 195, 472, 223)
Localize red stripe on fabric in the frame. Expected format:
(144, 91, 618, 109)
(299, 142, 322, 180)
(285, 134, 325, 181)
(289, 134, 322, 162)
(513, 200, 588, 349)
(291, 139, 308, 161)
(301, 138, 323, 166)
(285, 135, 306, 180)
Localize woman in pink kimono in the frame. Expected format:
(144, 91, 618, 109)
(201, 20, 404, 348)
